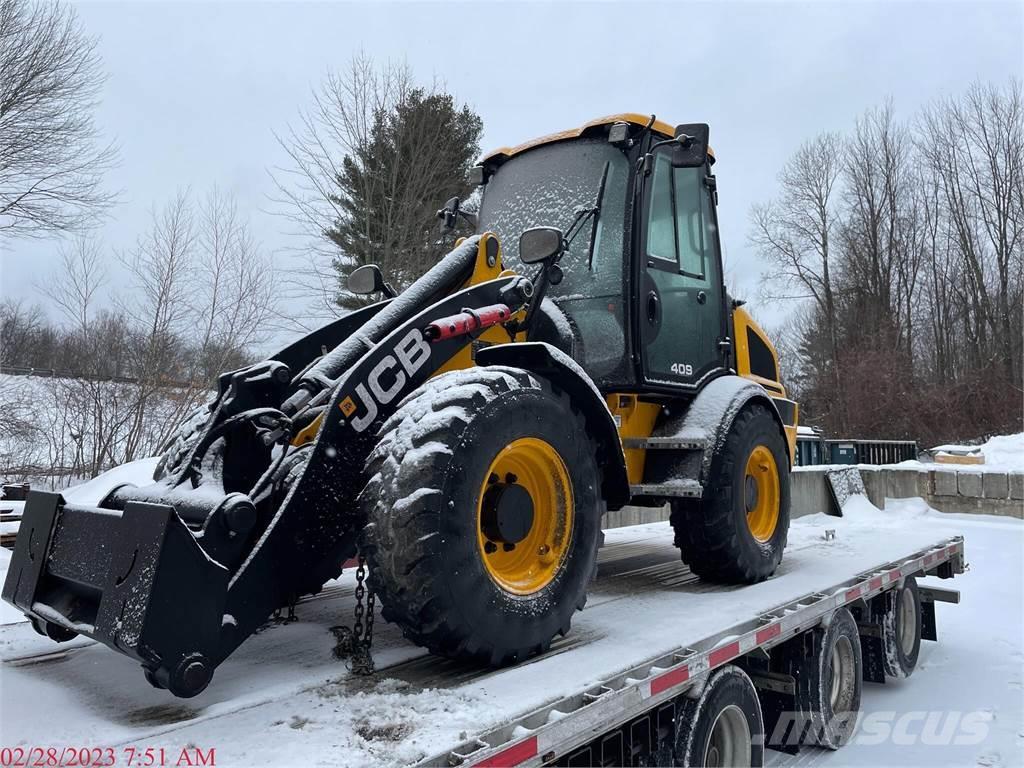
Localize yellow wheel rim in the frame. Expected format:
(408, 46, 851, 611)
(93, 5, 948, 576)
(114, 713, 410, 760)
(476, 437, 574, 595)
(745, 445, 780, 543)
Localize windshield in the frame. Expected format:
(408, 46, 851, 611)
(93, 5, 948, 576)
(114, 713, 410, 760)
(477, 138, 629, 294)
(477, 138, 632, 384)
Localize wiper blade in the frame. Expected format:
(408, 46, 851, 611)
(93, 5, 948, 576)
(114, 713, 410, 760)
(562, 161, 611, 267)
(587, 161, 610, 271)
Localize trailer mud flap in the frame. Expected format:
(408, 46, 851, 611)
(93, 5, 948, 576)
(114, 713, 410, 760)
(2, 491, 228, 695)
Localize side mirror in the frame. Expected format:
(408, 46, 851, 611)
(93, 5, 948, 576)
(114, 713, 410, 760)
(519, 227, 565, 264)
(437, 197, 460, 232)
(671, 123, 710, 168)
(348, 264, 388, 296)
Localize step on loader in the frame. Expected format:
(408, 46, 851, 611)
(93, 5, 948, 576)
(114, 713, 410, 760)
(3, 114, 799, 697)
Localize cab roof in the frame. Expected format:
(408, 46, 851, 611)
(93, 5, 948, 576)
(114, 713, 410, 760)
(481, 113, 715, 164)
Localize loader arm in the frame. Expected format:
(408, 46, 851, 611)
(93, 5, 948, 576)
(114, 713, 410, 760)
(3, 238, 533, 698)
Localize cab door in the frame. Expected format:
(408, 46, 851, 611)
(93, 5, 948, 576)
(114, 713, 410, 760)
(637, 152, 727, 388)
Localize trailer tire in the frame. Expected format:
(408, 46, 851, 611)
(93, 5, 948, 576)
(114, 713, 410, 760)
(880, 576, 922, 678)
(359, 366, 604, 666)
(776, 606, 862, 750)
(673, 665, 764, 767)
(671, 404, 789, 584)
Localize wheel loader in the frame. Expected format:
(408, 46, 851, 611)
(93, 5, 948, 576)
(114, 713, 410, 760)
(2, 114, 798, 698)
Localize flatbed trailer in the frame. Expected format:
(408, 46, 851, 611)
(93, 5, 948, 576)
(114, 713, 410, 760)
(0, 508, 964, 768)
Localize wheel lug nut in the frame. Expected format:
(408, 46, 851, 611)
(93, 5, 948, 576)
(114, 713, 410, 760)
(505, 473, 517, 484)
(503, 542, 515, 552)
(484, 541, 497, 554)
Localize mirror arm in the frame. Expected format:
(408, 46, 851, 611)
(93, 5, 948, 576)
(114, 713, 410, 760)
(381, 281, 398, 299)
(518, 262, 554, 337)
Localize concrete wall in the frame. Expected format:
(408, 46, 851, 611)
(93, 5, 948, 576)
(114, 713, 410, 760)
(604, 504, 670, 529)
(604, 466, 1021, 530)
(860, 466, 1023, 517)
(827, 466, 1019, 520)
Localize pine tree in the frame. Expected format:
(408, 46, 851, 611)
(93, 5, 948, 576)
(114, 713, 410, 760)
(326, 88, 483, 307)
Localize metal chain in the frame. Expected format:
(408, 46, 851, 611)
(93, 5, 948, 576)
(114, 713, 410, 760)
(329, 553, 375, 676)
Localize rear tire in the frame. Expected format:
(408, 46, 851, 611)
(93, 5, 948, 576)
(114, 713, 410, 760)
(670, 404, 789, 584)
(673, 665, 764, 767)
(773, 607, 862, 750)
(358, 366, 604, 666)
(880, 577, 922, 678)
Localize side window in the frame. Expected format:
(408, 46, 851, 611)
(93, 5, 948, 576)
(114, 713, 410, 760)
(673, 168, 707, 279)
(645, 156, 712, 280)
(646, 154, 677, 264)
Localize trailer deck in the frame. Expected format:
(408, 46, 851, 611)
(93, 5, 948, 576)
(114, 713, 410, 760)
(0, 500, 966, 767)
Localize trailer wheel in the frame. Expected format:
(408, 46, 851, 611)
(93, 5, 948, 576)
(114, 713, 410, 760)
(774, 606, 864, 749)
(671, 404, 789, 584)
(359, 366, 604, 666)
(673, 665, 764, 767)
(881, 576, 922, 678)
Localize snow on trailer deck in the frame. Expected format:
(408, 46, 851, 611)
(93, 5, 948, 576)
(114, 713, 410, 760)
(0, 500, 1014, 768)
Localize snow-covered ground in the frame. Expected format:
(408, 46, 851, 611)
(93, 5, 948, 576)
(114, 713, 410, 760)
(768, 500, 1023, 767)
(0, 490, 1020, 767)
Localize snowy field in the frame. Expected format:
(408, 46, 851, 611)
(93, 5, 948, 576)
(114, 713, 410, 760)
(0, 487, 1020, 767)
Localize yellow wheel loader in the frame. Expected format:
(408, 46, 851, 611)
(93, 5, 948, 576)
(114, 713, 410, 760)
(3, 115, 798, 697)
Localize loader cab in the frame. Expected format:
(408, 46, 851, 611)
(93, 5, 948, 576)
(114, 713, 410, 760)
(475, 115, 728, 394)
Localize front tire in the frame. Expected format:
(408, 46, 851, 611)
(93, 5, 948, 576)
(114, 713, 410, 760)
(358, 366, 604, 666)
(671, 404, 790, 584)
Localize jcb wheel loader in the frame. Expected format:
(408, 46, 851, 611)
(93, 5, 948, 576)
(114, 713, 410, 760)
(3, 115, 798, 697)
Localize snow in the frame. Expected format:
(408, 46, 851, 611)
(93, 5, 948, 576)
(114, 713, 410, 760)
(61, 457, 162, 505)
(933, 434, 1024, 475)
(0, 495, 1019, 767)
(767, 499, 1023, 768)
(669, 375, 764, 444)
(918, 432, 1024, 473)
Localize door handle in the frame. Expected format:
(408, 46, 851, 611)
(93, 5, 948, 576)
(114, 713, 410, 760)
(696, 290, 707, 305)
(647, 291, 660, 322)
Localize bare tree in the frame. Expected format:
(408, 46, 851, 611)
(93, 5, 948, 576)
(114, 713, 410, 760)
(840, 102, 923, 365)
(753, 82, 1022, 446)
(268, 54, 410, 327)
(118, 188, 277, 456)
(750, 132, 846, 426)
(918, 80, 1024, 383)
(192, 187, 276, 382)
(0, 296, 45, 365)
(40, 236, 107, 333)
(0, 0, 116, 237)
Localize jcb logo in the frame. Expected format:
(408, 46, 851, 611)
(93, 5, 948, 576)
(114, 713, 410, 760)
(341, 328, 432, 433)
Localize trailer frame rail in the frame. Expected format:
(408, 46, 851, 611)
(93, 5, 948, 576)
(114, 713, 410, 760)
(421, 536, 965, 768)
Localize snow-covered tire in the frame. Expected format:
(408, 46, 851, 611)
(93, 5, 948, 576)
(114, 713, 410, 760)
(153, 402, 214, 480)
(776, 606, 862, 750)
(670, 404, 789, 584)
(673, 665, 764, 767)
(358, 366, 604, 666)
(880, 577, 922, 678)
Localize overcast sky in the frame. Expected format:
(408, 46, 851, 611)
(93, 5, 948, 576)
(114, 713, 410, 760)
(0, 0, 1020, 335)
